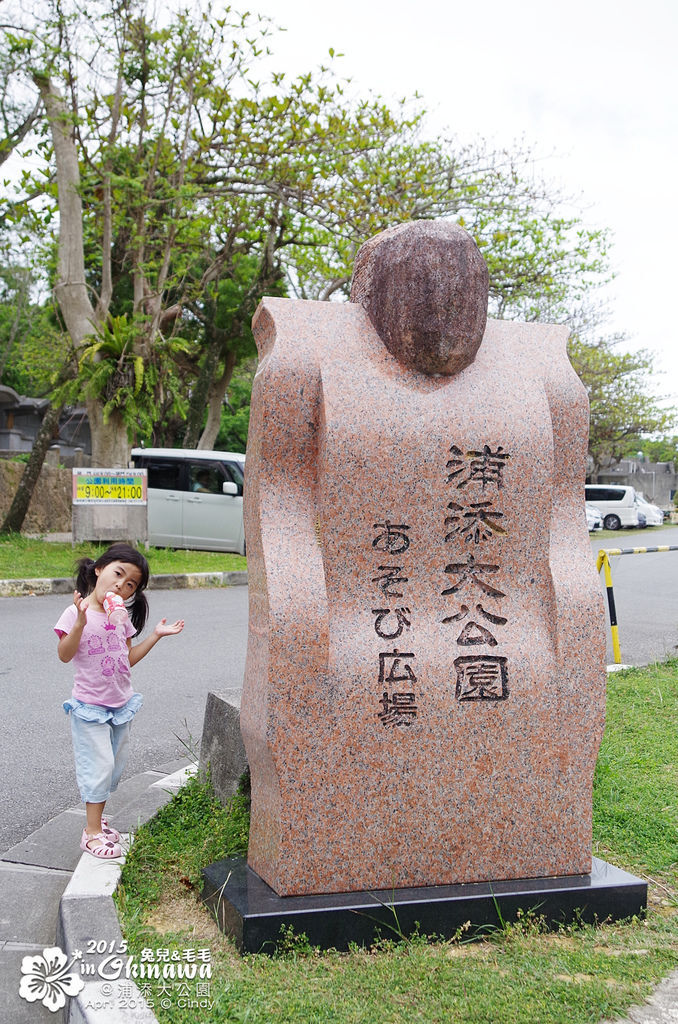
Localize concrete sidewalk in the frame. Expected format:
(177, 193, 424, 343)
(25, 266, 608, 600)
(0, 761, 191, 1023)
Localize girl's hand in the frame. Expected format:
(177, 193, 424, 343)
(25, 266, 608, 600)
(153, 618, 185, 637)
(73, 590, 89, 623)
(128, 617, 185, 666)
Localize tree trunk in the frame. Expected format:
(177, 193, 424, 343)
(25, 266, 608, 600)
(183, 345, 221, 449)
(1, 404, 61, 534)
(34, 75, 96, 348)
(198, 350, 237, 450)
(36, 74, 127, 466)
(86, 400, 130, 466)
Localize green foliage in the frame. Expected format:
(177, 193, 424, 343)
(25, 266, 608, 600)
(1, 0, 614, 459)
(569, 336, 676, 474)
(593, 660, 678, 872)
(116, 771, 249, 921)
(53, 313, 190, 441)
(181, 256, 282, 448)
(214, 359, 255, 453)
(0, 265, 68, 396)
(628, 436, 678, 465)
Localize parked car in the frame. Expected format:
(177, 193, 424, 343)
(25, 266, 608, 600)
(585, 503, 603, 531)
(634, 497, 664, 526)
(130, 447, 246, 554)
(584, 484, 640, 531)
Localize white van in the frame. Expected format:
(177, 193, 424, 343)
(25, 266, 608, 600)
(130, 448, 246, 554)
(634, 495, 664, 526)
(584, 484, 640, 531)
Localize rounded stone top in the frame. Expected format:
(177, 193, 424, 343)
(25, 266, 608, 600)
(350, 219, 489, 376)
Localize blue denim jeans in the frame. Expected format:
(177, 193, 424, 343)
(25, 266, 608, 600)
(64, 694, 143, 804)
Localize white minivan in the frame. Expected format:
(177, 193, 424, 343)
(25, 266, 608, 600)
(584, 484, 640, 531)
(130, 448, 246, 554)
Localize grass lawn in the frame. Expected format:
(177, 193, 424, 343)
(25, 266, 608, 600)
(594, 521, 677, 543)
(0, 534, 246, 579)
(116, 660, 678, 1024)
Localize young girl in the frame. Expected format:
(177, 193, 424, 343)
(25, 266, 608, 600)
(54, 542, 184, 859)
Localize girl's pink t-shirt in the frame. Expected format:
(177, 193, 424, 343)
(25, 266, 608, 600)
(54, 604, 135, 707)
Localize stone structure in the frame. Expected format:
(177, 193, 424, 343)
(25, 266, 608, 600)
(199, 689, 248, 801)
(0, 459, 72, 534)
(240, 220, 607, 898)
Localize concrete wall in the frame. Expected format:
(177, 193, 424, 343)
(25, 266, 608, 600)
(0, 460, 72, 533)
(594, 459, 677, 510)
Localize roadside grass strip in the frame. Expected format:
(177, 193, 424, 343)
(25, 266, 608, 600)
(0, 534, 246, 579)
(115, 660, 678, 1024)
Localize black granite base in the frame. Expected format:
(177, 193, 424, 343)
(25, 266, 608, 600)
(202, 857, 647, 954)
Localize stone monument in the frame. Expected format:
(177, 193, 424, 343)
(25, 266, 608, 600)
(203, 220, 646, 948)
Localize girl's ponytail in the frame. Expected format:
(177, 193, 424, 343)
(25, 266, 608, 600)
(128, 590, 149, 637)
(75, 557, 97, 597)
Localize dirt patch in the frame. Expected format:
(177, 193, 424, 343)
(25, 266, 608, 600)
(0, 460, 72, 533)
(145, 890, 232, 947)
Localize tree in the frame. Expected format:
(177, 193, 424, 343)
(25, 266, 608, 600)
(568, 335, 675, 479)
(629, 435, 678, 465)
(213, 357, 255, 453)
(181, 255, 285, 449)
(1, 0, 612, 465)
(0, 402, 61, 533)
(0, 265, 68, 395)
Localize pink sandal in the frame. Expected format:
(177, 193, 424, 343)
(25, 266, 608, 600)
(101, 817, 121, 842)
(80, 829, 123, 860)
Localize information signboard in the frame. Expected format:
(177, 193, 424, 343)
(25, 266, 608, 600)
(72, 468, 147, 505)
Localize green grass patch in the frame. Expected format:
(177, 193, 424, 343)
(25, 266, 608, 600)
(116, 663, 678, 1024)
(116, 774, 250, 944)
(0, 534, 246, 579)
(594, 660, 678, 873)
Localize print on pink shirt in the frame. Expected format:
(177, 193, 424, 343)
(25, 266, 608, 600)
(87, 634, 105, 656)
(105, 631, 123, 651)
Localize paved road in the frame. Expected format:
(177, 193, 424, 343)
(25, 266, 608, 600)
(1, 528, 677, 852)
(0, 586, 248, 853)
(590, 524, 678, 666)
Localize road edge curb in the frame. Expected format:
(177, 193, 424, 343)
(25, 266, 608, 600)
(0, 571, 248, 597)
(57, 766, 192, 1024)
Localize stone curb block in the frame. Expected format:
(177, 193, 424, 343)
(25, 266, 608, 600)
(149, 571, 247, 590)
(0, 577, 73, 596)
(58, 848, 157, 1024)
(56, 765, 193, 1024)
(0, 571, 248, 597)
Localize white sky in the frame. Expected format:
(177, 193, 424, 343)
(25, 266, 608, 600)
(256, 0, 678, 408)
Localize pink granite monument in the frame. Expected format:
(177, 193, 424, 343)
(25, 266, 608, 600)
(240, 219, 607, 898)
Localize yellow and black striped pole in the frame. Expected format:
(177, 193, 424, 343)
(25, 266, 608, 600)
(596, 545, 678, 665)
(601, 545, 678, 558)
(596, 550, 621, 664)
